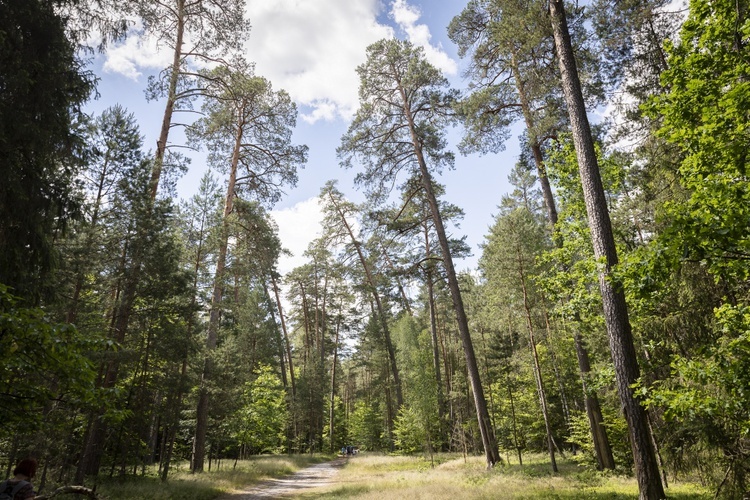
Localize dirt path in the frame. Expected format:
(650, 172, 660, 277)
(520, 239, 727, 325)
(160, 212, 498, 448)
(219, 458, 346, 499)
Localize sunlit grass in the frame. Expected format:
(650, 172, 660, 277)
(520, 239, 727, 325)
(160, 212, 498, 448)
(85, 452, 711, 499)
(304, 452, 711, 500)
(93, 454, 334, 499)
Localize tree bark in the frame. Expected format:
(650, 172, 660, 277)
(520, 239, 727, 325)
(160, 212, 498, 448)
(517, 247, 557, 472)
(272, 275, 296, 396)
(329, 311, 342, 451)
(406, 119, 500, 467)
(151, 0, 185, 200)
(510, 51, 558, 227)
(424, 222, 448, 442)
(573, 327, 616, 471)
(193, 107, 244, 472)
(513, 42, 615, 469)
(326, 190, 403, 408)
(548, 1, 664, 496)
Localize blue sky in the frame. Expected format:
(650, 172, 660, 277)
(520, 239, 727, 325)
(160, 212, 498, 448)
(85, 0, 520, 274)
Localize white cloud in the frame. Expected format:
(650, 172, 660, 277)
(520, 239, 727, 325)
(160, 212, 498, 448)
(101, 21, 173, 80)
(97, 1, 454, 122)
(390, 0, 458, 76)
(271, 197, 324, 275)
(300, 100, 339, 125)
(245, 0, 393, 123)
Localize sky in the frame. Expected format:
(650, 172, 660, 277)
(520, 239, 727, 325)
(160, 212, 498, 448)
(86, 0, 519, 275)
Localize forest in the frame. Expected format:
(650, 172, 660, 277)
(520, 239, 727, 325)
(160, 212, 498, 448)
(1, 0, 749, 499)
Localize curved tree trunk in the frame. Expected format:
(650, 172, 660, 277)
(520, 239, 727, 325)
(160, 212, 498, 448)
(397, 77, 500, 466)
(413, 147, 500, 467)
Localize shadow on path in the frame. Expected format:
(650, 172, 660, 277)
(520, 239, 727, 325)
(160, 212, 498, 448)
(219, 458, 347, 499)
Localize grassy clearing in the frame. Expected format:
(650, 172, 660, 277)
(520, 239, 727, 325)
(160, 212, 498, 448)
(304, 452, 711, 499)
(92, 454, 334, 499)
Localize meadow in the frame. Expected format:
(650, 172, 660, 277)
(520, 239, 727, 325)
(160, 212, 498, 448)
(300, 453, 711, 500)
(89, 452, 711, 499)
(92, 455, 332, 499)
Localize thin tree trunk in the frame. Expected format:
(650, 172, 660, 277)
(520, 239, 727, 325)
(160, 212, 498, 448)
(573, 326, 616, 471)
(381, 245, 413, 316)
(549, 1, 664, 496)
(263, 282, 288, 388)
(543, 310, 570, 428)
(162, 203, 209, 481)
(326, 191, 403, 408)
(517, 248, 557, 473)
(507, 375, 522, 465)
(510, 51, 558, 227)
(329, 312, 342, 451)
(77, 229, 141, 482)
(272, 275, 296, 396)
(193, 107, 244, 472)
(400, 86, 499, 466)
(424, 223, 447, 439)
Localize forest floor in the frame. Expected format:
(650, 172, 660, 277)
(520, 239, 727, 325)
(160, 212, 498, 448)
(276, 453, 712, 499)
(92, 453, 713, 499)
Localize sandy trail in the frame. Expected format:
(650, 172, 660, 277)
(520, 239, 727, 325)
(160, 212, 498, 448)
(219, 458, 346, 499)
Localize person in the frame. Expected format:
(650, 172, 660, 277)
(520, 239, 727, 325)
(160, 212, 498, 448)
(0, 458, 37, 500)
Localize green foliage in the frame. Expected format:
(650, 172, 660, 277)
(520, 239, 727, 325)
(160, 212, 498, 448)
(230, 364, 288, 454)
(0, 285, 100, 435)
(338, 38, 458, 203)
(0, 0, 93, 302)
(188, 63, 307, 207)
(348, 401, 384, 451)
(628, 1, 750, 494)
(393, 407, 428, 454)
(647, 0, 750, 284)
(392, 315, 443, 453)
(644, 304, 750, 494)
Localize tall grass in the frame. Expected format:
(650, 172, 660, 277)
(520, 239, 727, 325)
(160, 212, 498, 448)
(92, 454, 333, 499)
(304, 452, 712, 499)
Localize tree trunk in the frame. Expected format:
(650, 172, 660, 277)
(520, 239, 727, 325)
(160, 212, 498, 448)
(416, 150, 500, 466)
(573, 326, 616, 471)
(151, 0, 185, 200)
(548, 1, 664, 496)
(193, 107, 244, 472)
(326, 190, 403, 408)
(329, 312, 342, 451)
(514, 46, 615, 468)
(517, 248, 557, 473)
(424, 223, 447, 441)
(263, 281, 288, 389)
(381, 245, 413, 316)
(272, 275, 296, 396)
(510, 51, 558, 227)
(398, 81, 499, 466)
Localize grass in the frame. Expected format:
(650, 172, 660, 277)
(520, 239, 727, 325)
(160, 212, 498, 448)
(301, 452, 712, 500)
(81, 452, 712, 499)
(92, 454, 334, 499)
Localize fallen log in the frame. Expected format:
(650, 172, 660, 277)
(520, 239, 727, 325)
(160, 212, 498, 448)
(34, 485, 100, 499)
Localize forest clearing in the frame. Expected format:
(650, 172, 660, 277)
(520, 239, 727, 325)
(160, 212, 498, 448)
(89, 453, 711, 499)
(2, 0, 750, 499)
